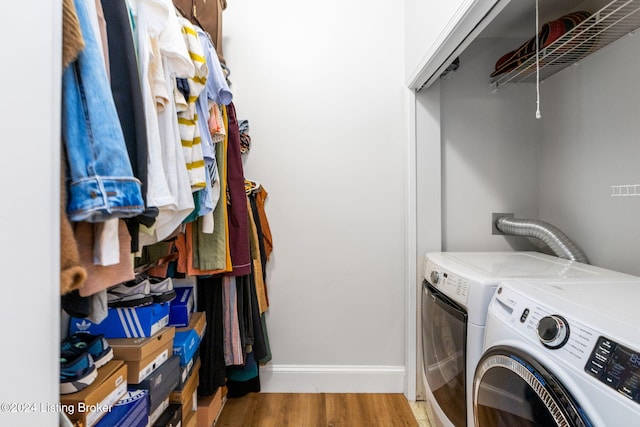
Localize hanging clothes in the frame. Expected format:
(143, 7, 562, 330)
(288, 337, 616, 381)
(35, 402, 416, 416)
(224, 102, 252, 276)
(62, 0, 144, 223)
(61, 0, 88, 296)
(197, 276, 227, 396)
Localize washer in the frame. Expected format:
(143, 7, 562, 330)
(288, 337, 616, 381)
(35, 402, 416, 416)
(474, 278, 640, 426)
(421, 251, 638, 427)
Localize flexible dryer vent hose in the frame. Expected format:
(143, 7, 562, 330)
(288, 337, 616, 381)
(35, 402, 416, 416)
(495, 216, 590, 264)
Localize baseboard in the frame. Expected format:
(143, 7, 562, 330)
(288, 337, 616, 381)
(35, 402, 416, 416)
(259, 364, 406, 393)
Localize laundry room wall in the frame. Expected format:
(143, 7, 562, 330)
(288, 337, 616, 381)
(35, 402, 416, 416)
(223, 1, 408, 392)
(537, 33, 640, 275)
(435, 35, 542, 253)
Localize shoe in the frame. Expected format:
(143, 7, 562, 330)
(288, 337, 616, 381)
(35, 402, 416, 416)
(107, 277, 153, 308)
(63, 333, 114, 369)
(60, 349, 97, 395)
(148, 276, 177, 303)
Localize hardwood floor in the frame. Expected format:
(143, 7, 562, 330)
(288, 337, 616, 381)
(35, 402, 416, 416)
(216, 393, 420, 427)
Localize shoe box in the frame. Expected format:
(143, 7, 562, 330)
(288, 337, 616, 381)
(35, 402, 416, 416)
(108, 327, 175, 384)
(170, 358, 200, 425)
(134, 354, 181, 424)
(168, 286, 194, 327)
(197, 386, 226, 427)
(177, 351, 199, 390)
(173, 326, 201, 366)
(173, 310, 205, 367)
(153, 403, 182, 427)
(69, 302, 170, 339)
(94, 389, 149, 427)
(184, 407, 197, 427)
(176, 311, 206, 340)
(60, 360, 128, 427)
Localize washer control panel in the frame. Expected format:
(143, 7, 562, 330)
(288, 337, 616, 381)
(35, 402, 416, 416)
(491, 283, 640, 407)
(585, 336, 640, 405)
(424, 259, 470, 305)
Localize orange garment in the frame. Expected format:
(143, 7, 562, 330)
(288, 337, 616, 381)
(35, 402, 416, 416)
(247, 198, 268, 313)
(174, 223, 231, 277)
(254, 186, 273, 260)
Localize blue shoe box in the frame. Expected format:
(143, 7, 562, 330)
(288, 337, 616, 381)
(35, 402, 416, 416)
(173, 328, 201, 366)
(168, 287, 194, 327)
(70, 303, 170, 339)
(95, 389, 149, 427)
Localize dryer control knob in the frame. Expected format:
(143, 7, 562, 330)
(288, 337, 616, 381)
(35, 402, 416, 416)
(430, 271, 440, 285)
(537, 315, 569, 349)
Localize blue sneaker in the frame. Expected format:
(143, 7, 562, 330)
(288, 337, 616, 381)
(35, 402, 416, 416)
(65, 333, 114, 369)
(60, 349, 97, 394)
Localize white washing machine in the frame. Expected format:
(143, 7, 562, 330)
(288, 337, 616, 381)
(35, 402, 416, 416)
(421, 251, 638, 427)
(474, 278, 640, 426)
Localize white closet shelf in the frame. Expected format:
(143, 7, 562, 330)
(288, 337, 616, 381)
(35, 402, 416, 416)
(491, 0, 640, 90)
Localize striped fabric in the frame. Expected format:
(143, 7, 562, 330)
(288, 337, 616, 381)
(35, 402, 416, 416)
(177, 16, 208, 189)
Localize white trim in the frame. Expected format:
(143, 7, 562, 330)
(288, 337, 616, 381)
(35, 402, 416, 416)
(406, 0, 510, 90)
(260, 365, 405, 393)
(404, 87, 418, 401)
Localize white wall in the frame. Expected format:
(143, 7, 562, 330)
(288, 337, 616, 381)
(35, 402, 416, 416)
(439, 37, 541, 252)
(223, 0, 408, 392)
(538, 33, 640, 275)
(0, 2, 60, 426)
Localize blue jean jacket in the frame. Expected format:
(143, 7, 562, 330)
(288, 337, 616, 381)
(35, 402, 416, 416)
(62, 0, 144, 222)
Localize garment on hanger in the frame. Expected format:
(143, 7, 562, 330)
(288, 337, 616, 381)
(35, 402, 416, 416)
(197, 276, 226, 397)
(223, 276, 244, 366)
(63, 0, 144, 223)
(224, 102, 252, 276)
(173, 0, 227, 63)
(101, 0, 161, 253)
(177, 16, 208, 190)
(60, 0, 87, 293)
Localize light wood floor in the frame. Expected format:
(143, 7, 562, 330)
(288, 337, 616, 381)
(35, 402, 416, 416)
(216, 393, 420, 427)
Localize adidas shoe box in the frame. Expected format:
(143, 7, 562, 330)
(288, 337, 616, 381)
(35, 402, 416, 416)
(60, 360, 128, 427)
(108, 327, 175, 384)
(70, 302, 170, 339)
(95, 389, 149, 427)
(168, 286, 194, 327)
(133, 355, 181, 418)
(173, 327, 201, 366)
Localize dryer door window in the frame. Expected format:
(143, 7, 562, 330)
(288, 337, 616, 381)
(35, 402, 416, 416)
(473, 346, 593, 427)
(422, 282, 468, 427)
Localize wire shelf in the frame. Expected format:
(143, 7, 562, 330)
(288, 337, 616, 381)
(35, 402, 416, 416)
(491, 0, 640, 89)
(611, 184, 640, 196)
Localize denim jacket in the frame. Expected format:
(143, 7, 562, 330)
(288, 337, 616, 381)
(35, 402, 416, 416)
(62, 0, 144, 222)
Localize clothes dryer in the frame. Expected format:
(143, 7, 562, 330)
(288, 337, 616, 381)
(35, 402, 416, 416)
(421, 251, 637, 427)
(474, 278, 640, 426)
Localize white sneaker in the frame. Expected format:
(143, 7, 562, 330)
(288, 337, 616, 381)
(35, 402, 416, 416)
(107, 278, 153, 308)
(148, 277, 177, 303)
